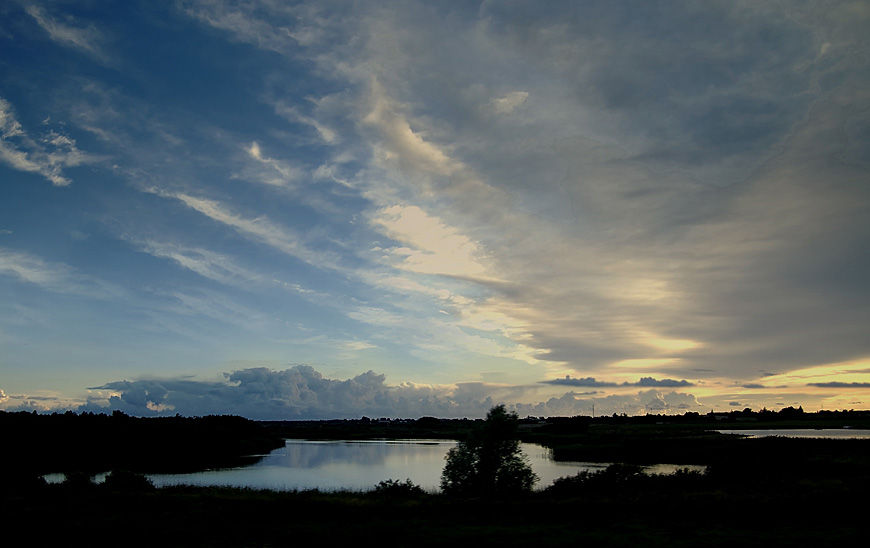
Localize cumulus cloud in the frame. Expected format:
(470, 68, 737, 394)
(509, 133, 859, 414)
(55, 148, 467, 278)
(0, 388, 77, 413)
(75, 365, 707, 419)
(83, 366, 475, 419)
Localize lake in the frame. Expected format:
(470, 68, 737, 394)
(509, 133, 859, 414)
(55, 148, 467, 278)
(716, 428, 870, 439)
(145, 439, 702, 492)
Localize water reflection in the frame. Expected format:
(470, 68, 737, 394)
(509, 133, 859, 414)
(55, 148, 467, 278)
(717, 428, 870, 439)
(147, 439, 704, 492)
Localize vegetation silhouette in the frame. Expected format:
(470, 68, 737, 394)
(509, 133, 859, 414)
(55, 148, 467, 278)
(2, 408, 870, 546)
(0, 410, 284, 480)
(441, 404, 538, 496)
(102, 469, 156, 493)
(373, 478, 426, 498)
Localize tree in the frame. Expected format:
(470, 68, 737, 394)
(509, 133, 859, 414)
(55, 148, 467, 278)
(440, 405, 538, 496)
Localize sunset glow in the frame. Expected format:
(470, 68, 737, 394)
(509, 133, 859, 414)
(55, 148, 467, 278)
(1, 1, 868, 419)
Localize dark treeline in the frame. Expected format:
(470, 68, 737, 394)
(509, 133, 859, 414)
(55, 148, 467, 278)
(520, 410, 870, 464)
(261, 408, 870, 465)
(0, 410, 284, 479)
(261, 407, 870, 436)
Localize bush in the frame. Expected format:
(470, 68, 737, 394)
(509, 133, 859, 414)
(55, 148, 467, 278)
(373, 479, 425, 497)
(103, 469, 155, 492)
(62, 471, 97, 490)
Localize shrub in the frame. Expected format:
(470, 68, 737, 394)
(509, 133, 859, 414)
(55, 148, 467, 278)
(102, 469, 155, 492)
(373, 479, 425, 497)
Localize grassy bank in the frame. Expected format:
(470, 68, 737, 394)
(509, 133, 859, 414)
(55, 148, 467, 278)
(2, 468, 866, 547)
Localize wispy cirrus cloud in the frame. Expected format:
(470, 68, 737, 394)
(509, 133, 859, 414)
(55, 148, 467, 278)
(142, 187, 342, 271)
(0, 247, 107, 296)
(126, 2, 870, 395)
(0, 97, 96, 186)
(241, 141, 305, 188)
(270, 101, 339, 145)
(131, 239, 264, 286)
(23, 3, 109, 61)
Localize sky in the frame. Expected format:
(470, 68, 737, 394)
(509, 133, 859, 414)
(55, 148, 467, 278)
(1, 0, 869, 420)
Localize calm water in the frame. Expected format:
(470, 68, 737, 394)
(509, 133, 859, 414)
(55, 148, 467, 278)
(146, 439, 702, 492)
(716, 428, 870, 439)
(54, 429, 865, 490)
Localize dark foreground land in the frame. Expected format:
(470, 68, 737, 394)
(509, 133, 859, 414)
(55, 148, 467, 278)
(3, 408, 870, 546)
(3, 464, 867, 547)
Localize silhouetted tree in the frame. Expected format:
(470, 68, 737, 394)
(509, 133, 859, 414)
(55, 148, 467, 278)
(441, 405, 537, 496)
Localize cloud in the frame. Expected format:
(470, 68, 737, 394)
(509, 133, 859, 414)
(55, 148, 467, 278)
(132, 239, 264, 286)
(172, 3, 870, 389)
(2, 1, 867, 418)
(24, 4, 109, 61)
(144, 187, 341, 271)
(0, 97, 96, 186)
(180, 1, 304, 56)
(240, 141, 305, 188)
(73, 365, 707, 419)
(541, 376, 694, 388)
(809, 382, 870, 388)
(0, 388, 81, 413)
(0, 247, 108, 296)
(271, 101, 339, 145)
(82, 366, 474, 419)
(371, 205, 488, 277)
(541, 376, 616, 387)
(363, 77, 458, 178)
(636, 377, 694, 388)
(487, 91, 529, 115)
